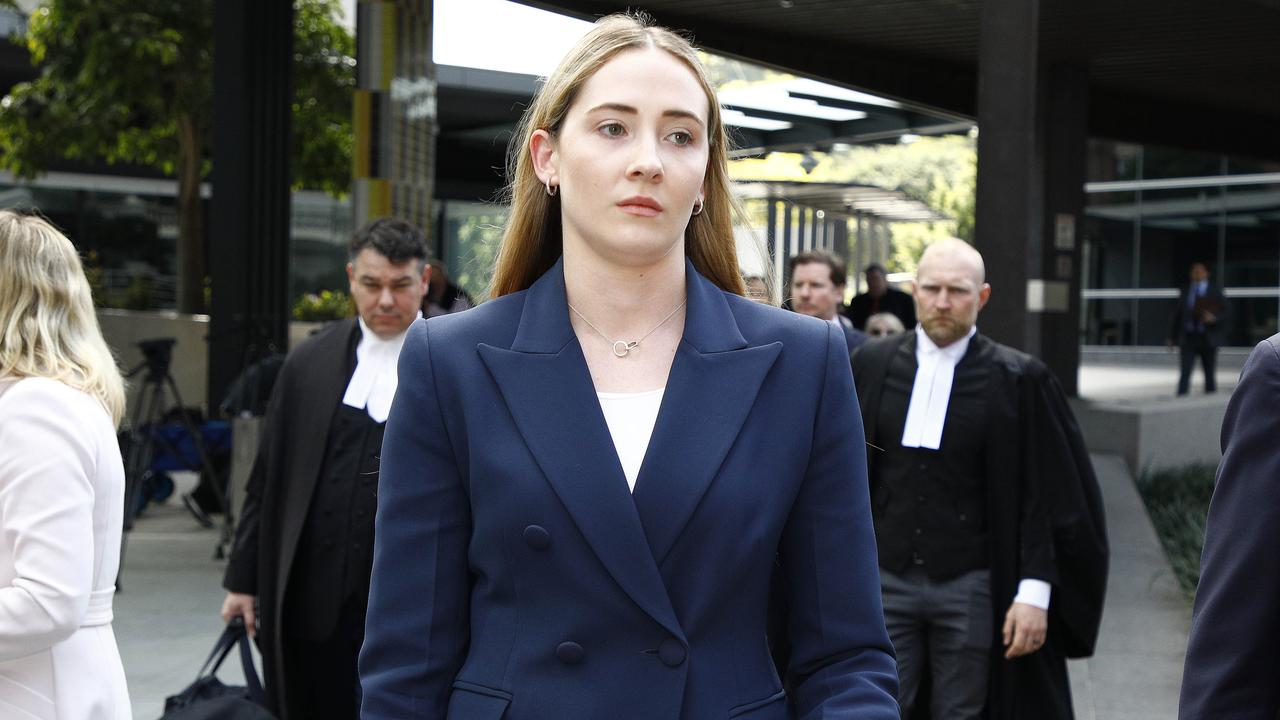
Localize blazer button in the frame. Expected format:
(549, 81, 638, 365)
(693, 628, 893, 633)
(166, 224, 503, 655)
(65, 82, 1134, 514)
(657, 638, 686, 668)
(556, 641, 584, 665)
(523, 525, 551, 551)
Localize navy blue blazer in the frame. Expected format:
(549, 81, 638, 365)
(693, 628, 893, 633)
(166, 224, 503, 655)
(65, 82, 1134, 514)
(359, 258, 897, 720)
(1179, 333, 1280, 719)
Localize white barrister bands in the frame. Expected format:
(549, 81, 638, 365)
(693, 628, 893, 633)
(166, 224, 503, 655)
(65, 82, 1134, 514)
(900, 325, 975, 450)
(342, 313, 420, 423)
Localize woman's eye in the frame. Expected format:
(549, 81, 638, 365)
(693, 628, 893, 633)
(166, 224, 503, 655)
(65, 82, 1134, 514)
(668, 131, 693, 146)
(599, 122, 626, 137)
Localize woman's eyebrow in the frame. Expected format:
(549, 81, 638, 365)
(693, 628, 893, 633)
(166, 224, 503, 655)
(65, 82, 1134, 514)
(585, 102, 705, 126)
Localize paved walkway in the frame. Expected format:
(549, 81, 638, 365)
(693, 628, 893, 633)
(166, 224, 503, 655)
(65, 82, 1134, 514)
(1067, 454, 1191, 720)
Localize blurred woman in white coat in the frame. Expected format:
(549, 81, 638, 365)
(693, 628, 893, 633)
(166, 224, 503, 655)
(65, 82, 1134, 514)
(0, 210, 131, 719)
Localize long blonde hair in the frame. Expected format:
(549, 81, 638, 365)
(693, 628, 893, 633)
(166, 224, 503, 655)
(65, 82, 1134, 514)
(489, 12, 746, 298)
(0, 211, 126, 425)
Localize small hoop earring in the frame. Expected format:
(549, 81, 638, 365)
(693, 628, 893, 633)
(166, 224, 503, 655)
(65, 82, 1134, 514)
(545, 182, 558, 197)
(692, 197, 704, 216)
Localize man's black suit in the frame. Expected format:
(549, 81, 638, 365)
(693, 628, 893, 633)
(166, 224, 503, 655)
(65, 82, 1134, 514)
(1180, 333, 1280, 719)
(1169, 281, 1228, 394)
(851, 332, 1109, 720)
(224, 318, 371, 719)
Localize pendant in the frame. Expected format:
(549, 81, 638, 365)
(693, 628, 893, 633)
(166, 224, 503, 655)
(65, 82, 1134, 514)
(612, 340, 639, 358)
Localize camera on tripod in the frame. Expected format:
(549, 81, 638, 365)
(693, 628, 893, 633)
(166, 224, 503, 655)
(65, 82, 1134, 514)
(136, 338, 176, 380)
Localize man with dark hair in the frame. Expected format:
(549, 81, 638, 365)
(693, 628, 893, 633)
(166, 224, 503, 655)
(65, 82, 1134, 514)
(1167, 261, 1228, 395)
(220, 217, 431, 719)
(846, 263, 917, 331)
(788, 250, 867, 353)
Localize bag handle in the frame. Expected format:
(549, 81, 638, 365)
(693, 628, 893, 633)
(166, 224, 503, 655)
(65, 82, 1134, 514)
(197, 618, 266, 704)
(235, 622, 266, 703)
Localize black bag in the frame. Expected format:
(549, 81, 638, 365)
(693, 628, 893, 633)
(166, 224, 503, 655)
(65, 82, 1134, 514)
(160, 618, 275, 719)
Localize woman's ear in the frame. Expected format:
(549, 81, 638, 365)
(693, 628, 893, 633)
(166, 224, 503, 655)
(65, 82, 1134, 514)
(530, 129, 558, 187)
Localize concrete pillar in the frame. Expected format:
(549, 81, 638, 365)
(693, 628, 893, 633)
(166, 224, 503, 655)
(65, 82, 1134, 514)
(1040, 65, 1089, 395)
(974, 0, 1044, 352)
(208, 0, 293, 409)
(355, 1, 436, 230)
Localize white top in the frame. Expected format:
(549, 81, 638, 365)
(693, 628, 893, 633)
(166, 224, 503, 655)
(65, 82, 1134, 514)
(343, 314, 419, 423)
(597, 388, 665, 492)
(899, 327, 1052, 610)
(0, 377, 131, 718)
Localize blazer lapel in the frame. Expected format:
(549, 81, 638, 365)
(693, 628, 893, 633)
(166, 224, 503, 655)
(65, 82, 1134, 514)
(477, 260, 684, 641)
(631, 262, 781, 564)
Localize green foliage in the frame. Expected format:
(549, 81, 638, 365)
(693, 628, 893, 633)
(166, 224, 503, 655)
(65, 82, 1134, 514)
(292, 289, 353, 321)
(120, 275, 158, 310)
(0, 0, 353, 192)
(449, 211, 508, 302)
(729, 135, 977, 274)
(1136, 462, 1217, 600)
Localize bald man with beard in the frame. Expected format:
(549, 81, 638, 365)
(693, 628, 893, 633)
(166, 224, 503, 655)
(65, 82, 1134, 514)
(849, 240, 1108, 720)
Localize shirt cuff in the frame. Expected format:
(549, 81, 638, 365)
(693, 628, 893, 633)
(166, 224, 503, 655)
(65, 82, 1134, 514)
(1014, 578, 1052, 610)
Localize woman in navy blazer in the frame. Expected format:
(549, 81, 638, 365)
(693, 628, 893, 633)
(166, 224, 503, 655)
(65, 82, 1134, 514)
(359, 13, 897, 720)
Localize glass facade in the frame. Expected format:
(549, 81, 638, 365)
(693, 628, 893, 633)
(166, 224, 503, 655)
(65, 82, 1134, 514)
(1082, 141, 1280, 347)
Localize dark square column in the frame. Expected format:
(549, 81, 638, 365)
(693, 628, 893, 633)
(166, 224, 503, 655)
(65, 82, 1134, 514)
(208, 0, 293, 409)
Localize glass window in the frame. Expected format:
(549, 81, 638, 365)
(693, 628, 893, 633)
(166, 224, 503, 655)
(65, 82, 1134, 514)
(290, 191, 354, 301)
(1222, 296, 1280, 347)
(1221, 183, 1280, 288)
(1135, 186, 1222, 289)
(443, 200, 508, 302)
(1083, 298, 1136, 346)
(1086, 139, 1141, 183)
(1141, 144, 1225, 180)
(1083, 191, 1137, 289)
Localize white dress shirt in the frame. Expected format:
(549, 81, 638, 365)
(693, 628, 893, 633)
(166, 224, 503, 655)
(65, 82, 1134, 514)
(342, 314, 419, 423)
(900, 326, 1051, 610)
(597, 388, 665, 492)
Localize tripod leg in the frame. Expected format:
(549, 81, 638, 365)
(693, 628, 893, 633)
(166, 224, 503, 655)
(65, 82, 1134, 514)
(118, 381, 162, 591)
(164, 375, 232, 558)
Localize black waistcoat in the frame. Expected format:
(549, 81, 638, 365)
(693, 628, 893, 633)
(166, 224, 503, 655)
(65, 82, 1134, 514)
(286, 402, 385, 641)
(872, 341, 991, 580)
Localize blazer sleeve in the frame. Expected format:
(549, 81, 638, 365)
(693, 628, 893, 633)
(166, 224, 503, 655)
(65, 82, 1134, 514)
(0, 384, 98, 660)
(779, 323, 899, 720)
(360, 320, 472, 719)
(1180, 338, 1280, 720)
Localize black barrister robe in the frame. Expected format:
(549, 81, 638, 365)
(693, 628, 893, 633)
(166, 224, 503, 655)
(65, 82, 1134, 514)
(852, 332, 1108, 720)
(223, 318, 359, 718)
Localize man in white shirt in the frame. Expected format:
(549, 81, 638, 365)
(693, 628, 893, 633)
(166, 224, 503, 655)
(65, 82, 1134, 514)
(787, 250, 867, 354)
(849, 239, 1108, 720)
(220, 218, 431, 720)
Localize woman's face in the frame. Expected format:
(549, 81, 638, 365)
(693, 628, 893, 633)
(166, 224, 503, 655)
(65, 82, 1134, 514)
(533, 48, 711, 267)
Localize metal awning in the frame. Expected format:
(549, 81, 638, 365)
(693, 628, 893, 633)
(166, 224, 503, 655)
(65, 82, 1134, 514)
(735, 181, 949, 223)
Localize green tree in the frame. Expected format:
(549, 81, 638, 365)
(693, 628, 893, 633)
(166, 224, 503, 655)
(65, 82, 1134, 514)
(0, 0, 354, 312)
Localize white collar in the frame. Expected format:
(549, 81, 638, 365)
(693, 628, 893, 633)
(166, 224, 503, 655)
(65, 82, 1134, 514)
(341, 314, 420, 423)
(902, 324, 977, 450)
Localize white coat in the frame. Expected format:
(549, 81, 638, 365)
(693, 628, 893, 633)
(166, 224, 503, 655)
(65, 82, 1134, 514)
(0, 377, 131, 719)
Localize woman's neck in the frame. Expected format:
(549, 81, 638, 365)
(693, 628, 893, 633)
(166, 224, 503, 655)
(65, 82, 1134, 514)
(562, 243, 687, 338)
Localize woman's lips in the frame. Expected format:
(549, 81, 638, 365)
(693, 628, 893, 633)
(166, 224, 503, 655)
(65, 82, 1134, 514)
(617, 196, 663, 217)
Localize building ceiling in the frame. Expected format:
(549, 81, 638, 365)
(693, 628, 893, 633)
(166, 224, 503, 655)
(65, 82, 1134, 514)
(512, 0, 1280, 160)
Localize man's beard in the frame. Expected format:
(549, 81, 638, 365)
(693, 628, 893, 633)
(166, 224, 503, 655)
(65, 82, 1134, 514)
(920, 314, 973, 347)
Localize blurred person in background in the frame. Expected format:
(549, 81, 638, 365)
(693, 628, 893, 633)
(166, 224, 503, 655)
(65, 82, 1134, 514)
(865, 311, 906, 339)
(743, 274, 771, 305)
(424, 257, 474, 317)
(220, 217, 430, 719)
(788, 250, 867, 354)
(0, 210, 131, 719)
(846, 262, 916, 332)
(1167, 261, 1228, 396)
